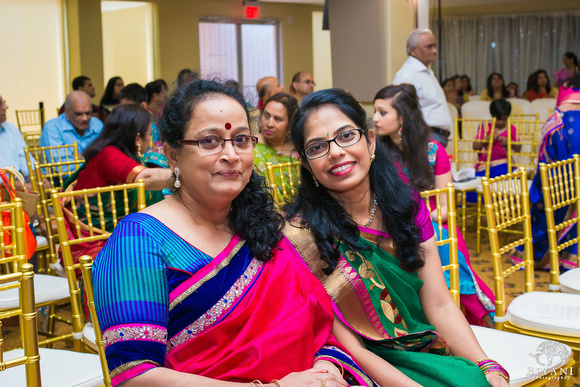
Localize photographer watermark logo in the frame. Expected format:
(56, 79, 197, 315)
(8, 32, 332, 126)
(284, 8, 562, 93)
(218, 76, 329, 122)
(527, 341, 573, 381)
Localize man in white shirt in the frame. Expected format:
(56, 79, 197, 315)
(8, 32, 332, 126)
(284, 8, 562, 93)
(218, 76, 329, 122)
(393, 29, 452, 147)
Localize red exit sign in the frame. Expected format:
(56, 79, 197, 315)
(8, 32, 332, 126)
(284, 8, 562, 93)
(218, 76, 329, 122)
(245, 5, 260, 19)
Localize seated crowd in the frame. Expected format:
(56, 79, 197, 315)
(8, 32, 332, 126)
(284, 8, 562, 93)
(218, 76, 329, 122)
(2, 28, 579, 387)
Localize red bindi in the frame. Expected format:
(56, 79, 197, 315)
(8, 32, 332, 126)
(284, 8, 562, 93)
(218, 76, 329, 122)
(225, 122, 232, 130)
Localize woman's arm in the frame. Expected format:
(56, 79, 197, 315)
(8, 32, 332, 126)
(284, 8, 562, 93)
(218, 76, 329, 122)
(331, 317, 421, 387)
(135, 167, 173, 191)
(417, 237, 508, 387)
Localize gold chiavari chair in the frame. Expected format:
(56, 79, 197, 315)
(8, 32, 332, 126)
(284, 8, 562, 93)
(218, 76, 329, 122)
(482, 167, 579, 381)
(25, 143, 80, 193)
(420, 182, 574, 386)
(51, 180, 146, 352)
(80, 255, 112, 387)
(34, 159, 85, 274)
(0, 263, 41, 386)
(540, 154, 580, 294)
(421, 182, 460, 306)
(264, 161, 301, 205)
(510, 113, 540, 121)
(453, 117, 496, 239)
(506, 118, 543, 177)
(1, 262, 104, 385)
(15, 102, 45, 133)
(22, 132, 42, 148)
(474, 118, 543, 255)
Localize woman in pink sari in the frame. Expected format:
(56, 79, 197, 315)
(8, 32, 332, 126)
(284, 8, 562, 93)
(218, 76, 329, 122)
(92, 80, 375, 387)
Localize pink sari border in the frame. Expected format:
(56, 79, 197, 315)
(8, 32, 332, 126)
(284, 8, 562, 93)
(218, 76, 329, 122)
(169, 235, 241, 304)
(111, 362, 157, 387)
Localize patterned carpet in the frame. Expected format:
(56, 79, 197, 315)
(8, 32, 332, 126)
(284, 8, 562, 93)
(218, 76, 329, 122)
(3, 229, 578, 386)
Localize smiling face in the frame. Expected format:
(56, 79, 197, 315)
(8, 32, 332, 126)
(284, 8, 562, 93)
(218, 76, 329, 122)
(260, 101, 289, 144)
(303, 105, 375, 196)
(168, 96, 253, 204)
(373, 98, 401, 139)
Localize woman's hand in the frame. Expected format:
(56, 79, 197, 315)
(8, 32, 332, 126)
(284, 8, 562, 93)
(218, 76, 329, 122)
(486, 373, 510, 387)
(279, 368, 348, 387)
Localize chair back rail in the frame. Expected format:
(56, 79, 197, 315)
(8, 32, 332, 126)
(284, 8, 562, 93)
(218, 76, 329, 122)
(481, 168, 534, 329)
(25, 143, 80, 193)
(0, 199, 26, 270)
(421, 183, 460, 306)
(454, 117, 497, 178)
(80, 255, 112, 386)
(15, 102, 45, 133)
(264, 161, 301, 205)
(506, 118, 543, 175)
(50, 180, 146, 351)
(0, 263, 41, 386)
(539, 154, 580, 289)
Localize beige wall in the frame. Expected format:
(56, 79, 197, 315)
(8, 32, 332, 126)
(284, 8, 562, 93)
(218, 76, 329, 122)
(102, 4, 153, 86)
(1, 0, 65, 125)
(329, 0, 415, 102)
(151, 0, 322, 90)
(312, 11, 332, 91)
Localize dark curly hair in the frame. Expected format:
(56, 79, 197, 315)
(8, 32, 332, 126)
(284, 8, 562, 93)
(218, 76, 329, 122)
(159, 79, 283, 261)
(284, 88, 425, 274)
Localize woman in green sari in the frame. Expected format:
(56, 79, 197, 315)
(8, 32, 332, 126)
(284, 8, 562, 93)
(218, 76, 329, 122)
(254, 93, 300, 200)
(283, 89, 509, 386)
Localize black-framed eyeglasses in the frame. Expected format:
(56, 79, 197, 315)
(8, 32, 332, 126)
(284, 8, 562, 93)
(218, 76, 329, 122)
(303, 80, 316, 86)
(178, 135, 258, 154)
(303, 129, 363, 159)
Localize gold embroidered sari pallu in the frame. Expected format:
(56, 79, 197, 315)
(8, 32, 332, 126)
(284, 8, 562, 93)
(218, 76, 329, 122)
(284, 224, 489, 386)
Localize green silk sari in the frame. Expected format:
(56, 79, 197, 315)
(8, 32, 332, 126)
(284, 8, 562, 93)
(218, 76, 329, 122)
(284, 223, 489, 386)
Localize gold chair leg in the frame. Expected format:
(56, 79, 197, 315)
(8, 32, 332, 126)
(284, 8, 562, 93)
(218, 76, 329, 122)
(462, 191, 467, 237)
(476, 192, 482, 256)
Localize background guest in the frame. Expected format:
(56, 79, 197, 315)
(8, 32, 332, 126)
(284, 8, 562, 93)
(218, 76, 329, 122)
(553, 52, 578, 88)
(525, 69, 558, 101)
(480, 73, 510, 101)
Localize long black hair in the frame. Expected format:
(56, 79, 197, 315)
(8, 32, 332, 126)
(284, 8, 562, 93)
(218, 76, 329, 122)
(526, 69, 551, 94)
(486, 72, 509, 99)
(374, 84, 433, 191)
(284, 88, 424, 274)
(160, 79, 283, 262)
(100, 76, 122, 105)
(461, 75, 473, 93)
(83, 104, 150, 163)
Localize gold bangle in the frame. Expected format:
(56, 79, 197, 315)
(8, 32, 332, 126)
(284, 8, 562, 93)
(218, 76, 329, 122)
(250, 383, 255, 387)
(270, 380, 283, 387)
(252, 380, 265, 387)
(485, 371, 510, 383)
(336, 361, 344, 377)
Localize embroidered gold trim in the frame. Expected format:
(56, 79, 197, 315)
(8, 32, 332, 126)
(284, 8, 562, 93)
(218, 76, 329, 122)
(283, 222, 385, 341)
(169, 239, 245, 311)
(110, 359, 161, 378)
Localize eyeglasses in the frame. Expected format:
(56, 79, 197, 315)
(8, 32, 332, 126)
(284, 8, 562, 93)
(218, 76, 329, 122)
(304, 129, 363, 159)
(303, 80, 316, 86)
(178, 135, 258, 154)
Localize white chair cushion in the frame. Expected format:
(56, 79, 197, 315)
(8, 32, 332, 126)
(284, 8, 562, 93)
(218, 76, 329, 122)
(83, 322, 98, 352)
(2, 348, 103, 386)
(471, 325, 572, 387)
(454, 176, 482, 191)
(560, 268, 580, 294)
(508, 291, 580, 336)
(0, 274, 69, 310)
(36, 236, 48, 248)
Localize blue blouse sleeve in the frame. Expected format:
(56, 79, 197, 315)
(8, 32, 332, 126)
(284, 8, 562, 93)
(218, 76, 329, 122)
(93, 215, 169, 379)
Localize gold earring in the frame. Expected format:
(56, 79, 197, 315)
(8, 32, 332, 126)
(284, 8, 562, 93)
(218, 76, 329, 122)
(370, 154, 376, 163)
(313, 175, 319, 187)
(137, 145, 143, 158)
